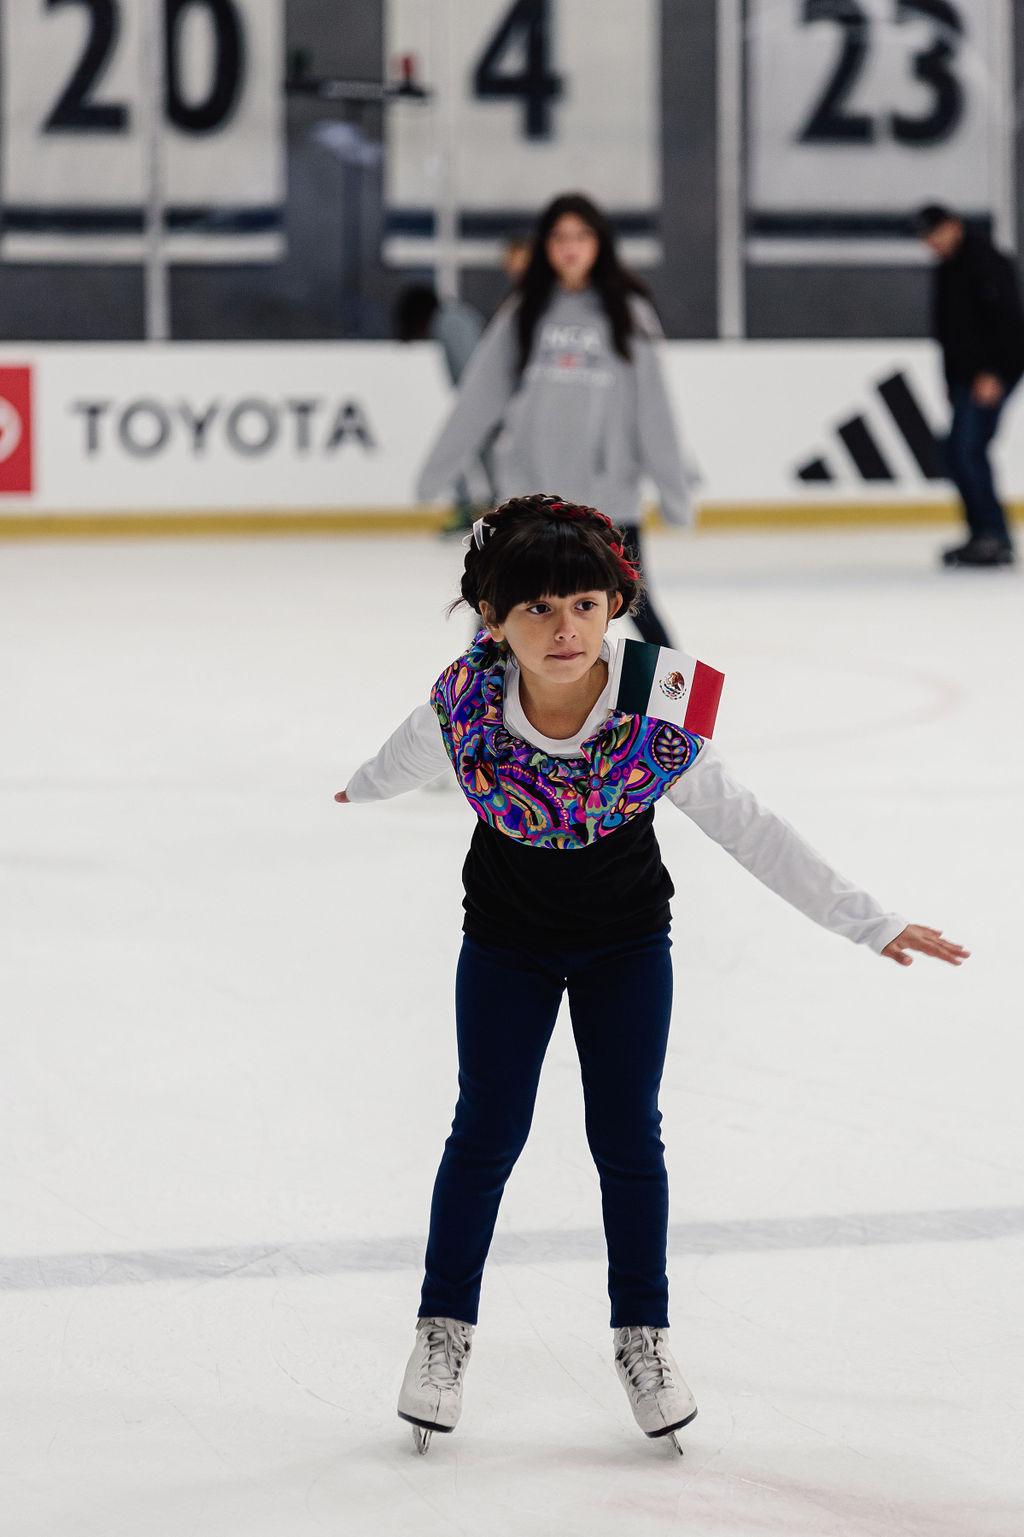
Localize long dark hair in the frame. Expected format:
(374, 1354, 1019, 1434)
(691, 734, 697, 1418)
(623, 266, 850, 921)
(514, 193, 654, 375)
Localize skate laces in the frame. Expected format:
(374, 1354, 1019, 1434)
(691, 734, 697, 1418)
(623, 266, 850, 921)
(418, 1317, 472, 1390)
(617, 1326, 675, 1400)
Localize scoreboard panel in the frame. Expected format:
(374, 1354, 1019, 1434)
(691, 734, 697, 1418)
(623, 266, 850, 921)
(384, 0, 661, 267)
(744, 0, 1013, 263)
(1, 0, 284, 262)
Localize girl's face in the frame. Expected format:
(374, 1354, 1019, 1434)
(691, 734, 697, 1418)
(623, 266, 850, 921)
(545, 214, 600, 289)
(486, 589, 623, 686)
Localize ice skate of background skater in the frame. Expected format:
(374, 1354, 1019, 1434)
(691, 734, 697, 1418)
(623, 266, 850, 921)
(335, 494, 969, 1457)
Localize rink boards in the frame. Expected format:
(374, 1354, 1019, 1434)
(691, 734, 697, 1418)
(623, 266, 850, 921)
(1, 340, 1022, 531)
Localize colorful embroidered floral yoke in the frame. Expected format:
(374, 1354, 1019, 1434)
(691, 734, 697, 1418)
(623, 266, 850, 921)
(430, 630, 703, 850)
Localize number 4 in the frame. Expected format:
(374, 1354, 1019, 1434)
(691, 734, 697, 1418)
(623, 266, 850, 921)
(473, 0, 563, 141)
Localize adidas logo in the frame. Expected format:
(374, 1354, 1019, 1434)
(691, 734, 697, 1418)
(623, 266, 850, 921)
(796, 370, 944, 485)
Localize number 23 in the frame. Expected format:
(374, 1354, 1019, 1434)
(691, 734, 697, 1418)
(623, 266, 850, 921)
(800, 0, 964, 146)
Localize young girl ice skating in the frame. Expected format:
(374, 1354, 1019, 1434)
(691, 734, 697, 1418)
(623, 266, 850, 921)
(335, 494, 968, 1455)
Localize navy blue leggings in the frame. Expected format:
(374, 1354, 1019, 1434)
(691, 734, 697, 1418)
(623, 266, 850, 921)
(419, 926, 674, 1329)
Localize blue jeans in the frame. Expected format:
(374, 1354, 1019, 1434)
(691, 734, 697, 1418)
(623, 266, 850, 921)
(419, 927, 675, 1329)
(945, 383, 1016, 545)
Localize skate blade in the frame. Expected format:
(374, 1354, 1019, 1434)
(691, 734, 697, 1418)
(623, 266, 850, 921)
(646, 1405, 697, 1455)
(398, 1409, 455, 1455)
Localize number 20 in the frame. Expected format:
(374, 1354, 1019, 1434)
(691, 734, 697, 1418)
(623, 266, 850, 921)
(43, 0, 244, 136)
(799, 0, 964, 146)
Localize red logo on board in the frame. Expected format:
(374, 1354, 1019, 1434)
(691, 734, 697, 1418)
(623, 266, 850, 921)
(0, 367, 34, 493)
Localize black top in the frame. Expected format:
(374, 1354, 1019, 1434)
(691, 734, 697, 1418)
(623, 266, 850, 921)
(460, 807, 674, 951)
(932, 230, 1024, 391)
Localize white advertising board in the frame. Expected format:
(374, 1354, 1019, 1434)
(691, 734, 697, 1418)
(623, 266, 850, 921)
(661, 340, 1017, 503)
(0, 344, 452, 511)
(0, 0, 284, 262)
(0, 339, 1021, 519)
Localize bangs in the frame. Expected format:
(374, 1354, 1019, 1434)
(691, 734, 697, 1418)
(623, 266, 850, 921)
(488, 522, 619, 618)
(454, 494, 643, 627)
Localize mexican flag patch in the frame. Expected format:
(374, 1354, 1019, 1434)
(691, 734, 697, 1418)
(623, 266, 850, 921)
(609, 639, 725, 737)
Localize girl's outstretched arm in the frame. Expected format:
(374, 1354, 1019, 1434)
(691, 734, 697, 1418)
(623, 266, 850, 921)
(667, 742, 969, 964)
(335, 702, 450, 805)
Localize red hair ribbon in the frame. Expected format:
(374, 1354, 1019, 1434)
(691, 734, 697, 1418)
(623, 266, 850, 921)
(613, 547, 640, 583)
(545, 499, 614, 533)
(545, 499, 636, 583)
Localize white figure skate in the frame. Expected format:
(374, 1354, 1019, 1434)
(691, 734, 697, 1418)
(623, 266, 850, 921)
(613, 1325, 697, 1455)
(397, 1315, 475, 1454)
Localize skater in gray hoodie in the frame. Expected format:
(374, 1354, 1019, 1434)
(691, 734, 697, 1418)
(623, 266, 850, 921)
(416, 193, 698, 647)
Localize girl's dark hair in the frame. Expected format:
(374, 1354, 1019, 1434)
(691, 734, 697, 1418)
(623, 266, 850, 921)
(449, 493, 643, 625)
(514, 192, 655, 375)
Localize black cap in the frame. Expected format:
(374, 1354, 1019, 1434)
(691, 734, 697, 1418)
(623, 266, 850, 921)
(913, 203, 958, 236)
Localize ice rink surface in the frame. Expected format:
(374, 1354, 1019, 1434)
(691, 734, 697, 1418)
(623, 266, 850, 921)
(2, 525, 1023, 1537)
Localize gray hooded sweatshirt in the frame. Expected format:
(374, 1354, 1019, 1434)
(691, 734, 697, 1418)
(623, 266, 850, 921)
(415, 288, 698, 526)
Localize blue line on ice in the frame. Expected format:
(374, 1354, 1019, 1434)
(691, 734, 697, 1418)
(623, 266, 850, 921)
(3, 1205, 1022, 1291)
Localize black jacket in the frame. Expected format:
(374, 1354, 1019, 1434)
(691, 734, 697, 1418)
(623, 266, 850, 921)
(932, 229, 1024, 392)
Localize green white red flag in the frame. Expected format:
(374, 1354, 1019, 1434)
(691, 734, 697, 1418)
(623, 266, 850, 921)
(610, 639, 725, 737)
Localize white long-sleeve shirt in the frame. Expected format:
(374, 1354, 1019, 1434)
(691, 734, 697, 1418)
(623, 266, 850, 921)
(347, 645, 907, 956)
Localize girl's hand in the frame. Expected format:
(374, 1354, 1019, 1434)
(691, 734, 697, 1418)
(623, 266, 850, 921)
(882, 925, 970, 967)
(334, 790, 350, 804)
